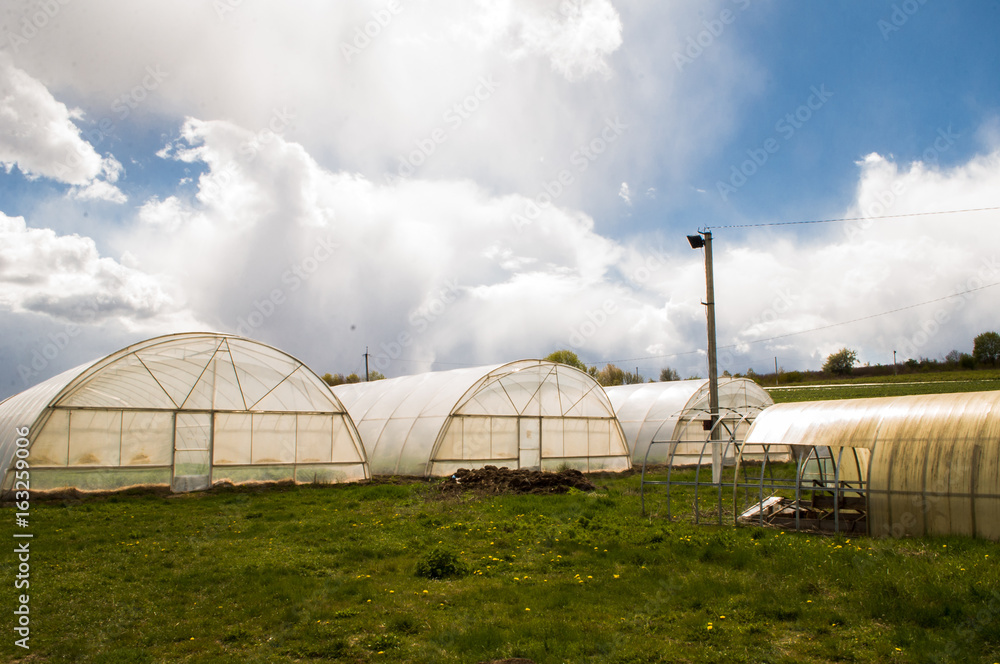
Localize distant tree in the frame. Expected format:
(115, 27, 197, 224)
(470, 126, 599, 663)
(722, 369, 732, 378)
(368, 370, 387, 381)
(945, 350, 961, 365)
(973, 331, 1000, 367)
(591, 363, 643, 386)
(659, 367, 681, 382)
(594, 363, 625, 386)
(623, 369, 644, 385)
(960, 353, 976, 370)
(322, 373, 347, 387)
(545, 350, 588, 372)
(822, 348, 858, 376)
(345, 373, 362, 384)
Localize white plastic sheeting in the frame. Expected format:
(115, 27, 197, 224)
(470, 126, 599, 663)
(605, 378, 776, 465)
(332, 360, 632, 476)
(0, 333, 369, 493)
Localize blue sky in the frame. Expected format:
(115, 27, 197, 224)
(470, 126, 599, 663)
(1, 0, 999, 400)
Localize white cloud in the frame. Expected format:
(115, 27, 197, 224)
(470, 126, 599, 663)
(711, 150, 1000, 373)
(618, 182, 631, 205)
(0, 211, 194, 327)
(0, 53, 103, 185)
(479, 0, 624, 81)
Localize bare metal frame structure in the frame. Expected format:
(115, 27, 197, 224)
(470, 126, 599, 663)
(639, 404, 771, 523)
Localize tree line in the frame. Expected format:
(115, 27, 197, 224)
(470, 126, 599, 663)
(544, 350, 688, 387)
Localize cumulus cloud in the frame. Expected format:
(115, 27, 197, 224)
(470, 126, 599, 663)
(0, 53, 103, 185)
(117, 117, 674, 377)
(478, 0, 624, 80)
(0, 0, 663, 214)
(0, 211, 193, 326)
(0, 54, 126, 203)
(711, 150, 1000, 373)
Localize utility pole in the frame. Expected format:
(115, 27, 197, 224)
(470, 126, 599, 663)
(688, 230, 721, 483)
(893, 350, 897, 376)
(364, 346, 370, 381)
(775, 356, 779, 386)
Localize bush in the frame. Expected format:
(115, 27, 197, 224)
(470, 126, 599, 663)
(822, 348, 858, 376)
(415, 547, 468, 580)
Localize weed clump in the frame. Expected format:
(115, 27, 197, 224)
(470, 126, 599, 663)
(415, 546, 469, 580)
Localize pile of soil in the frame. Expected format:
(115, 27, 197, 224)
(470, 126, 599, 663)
(439, 465, 595, 495)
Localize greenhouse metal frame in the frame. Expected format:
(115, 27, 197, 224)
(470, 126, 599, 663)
(332, 360, 632, 476)
(730, 391, 1000, 540)
(605, 379, 782, 522)
(0, 332, 370, 494)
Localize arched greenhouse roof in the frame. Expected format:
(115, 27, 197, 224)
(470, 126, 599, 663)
(605, 378, 773, 463)
(332, 360, 631, 476)
(0, 332, 369, 493)
(742, 391, 1000, 539)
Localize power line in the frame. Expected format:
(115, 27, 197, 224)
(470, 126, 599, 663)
(707, 205, 1000, 230)
(723, 280, 1000, 349)
(585, 279, 1000, 366)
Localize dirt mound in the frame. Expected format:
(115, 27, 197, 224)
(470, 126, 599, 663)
(440, 465, 595, 495)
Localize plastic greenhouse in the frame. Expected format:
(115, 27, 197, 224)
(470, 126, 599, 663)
(732, 391, 1000, 540)
(331, 360, 632, 476)
(0, 333, 369, 494)
(605, 378, 776, 466)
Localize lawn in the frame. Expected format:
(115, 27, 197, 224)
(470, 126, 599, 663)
(766, 369, 1000, 403)
(4, 472, 1000, 664)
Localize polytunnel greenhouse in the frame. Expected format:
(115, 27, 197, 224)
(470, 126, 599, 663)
(733, 390, 1000, 540)
(331, 360, 632, 476)
(604, 378, 777, 466)
(0, 333, 369, 494)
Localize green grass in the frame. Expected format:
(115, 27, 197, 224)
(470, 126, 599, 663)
(4, 475, 1000, 663)
(766, 368, 1000, 402)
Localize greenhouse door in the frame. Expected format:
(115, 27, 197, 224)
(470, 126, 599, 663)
(172, 413, 212, 492)
(519, 417, 541, 470)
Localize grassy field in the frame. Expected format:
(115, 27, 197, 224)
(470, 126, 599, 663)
(4, 374, 1000, 663)
(765, 368, 1000, 403)
(4, 471, 1000, 664)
